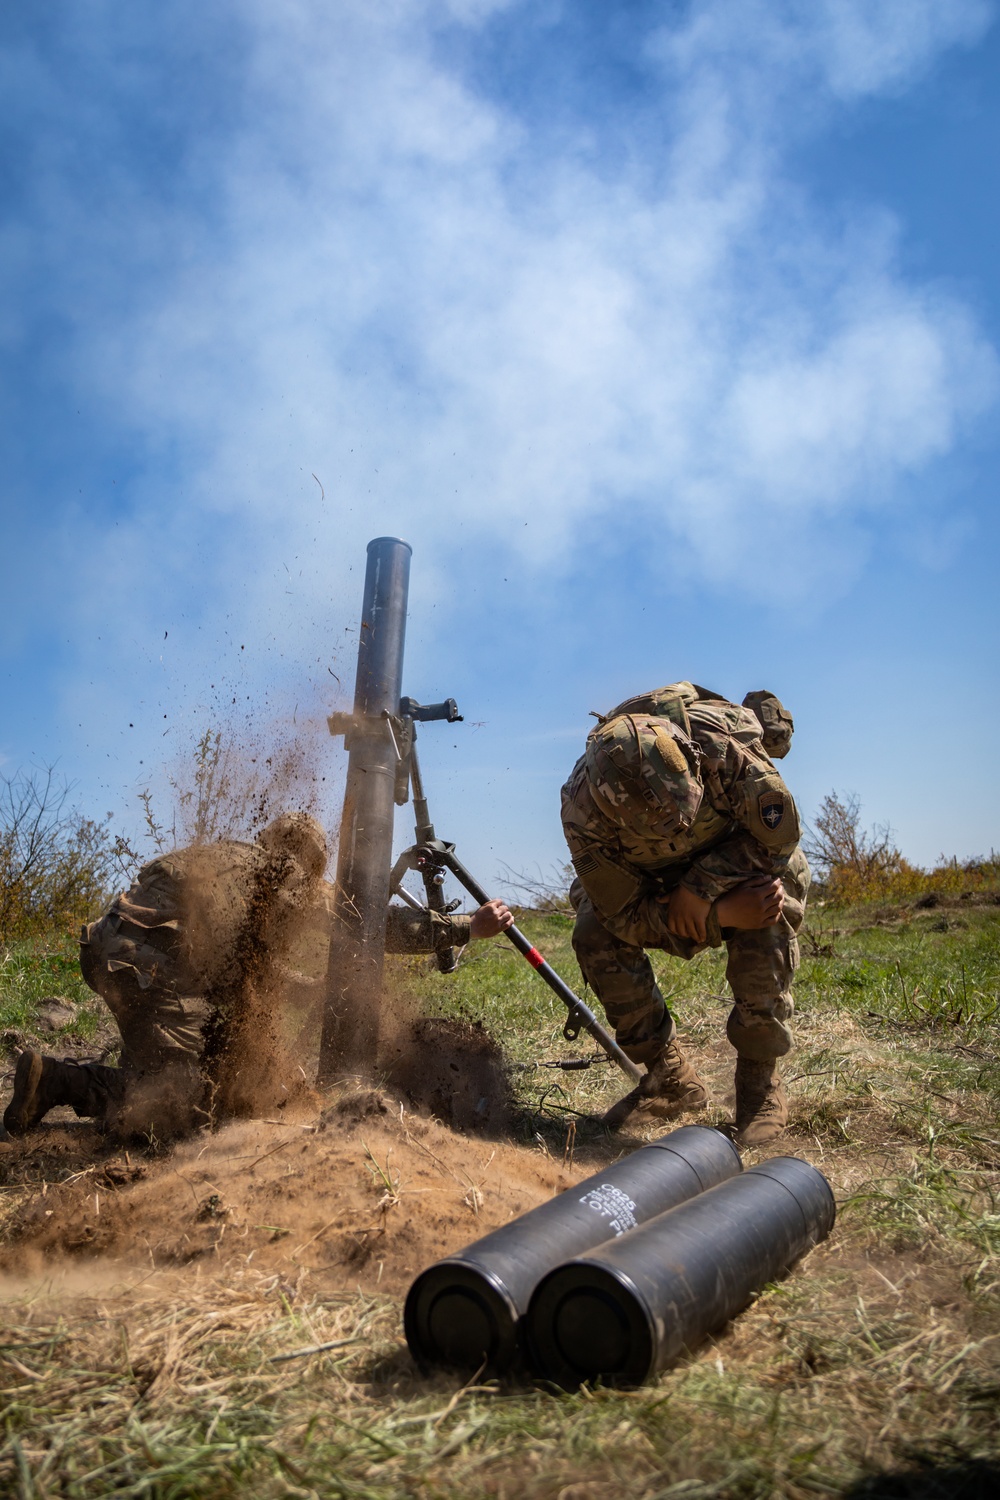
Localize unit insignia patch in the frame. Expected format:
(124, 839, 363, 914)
(759, 793, 785, 831)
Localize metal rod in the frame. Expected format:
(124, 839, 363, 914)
(393, 886, 427, 913)
(437, 848, 642, 1085)
(406, 742, 458, 972)
(319, 537, 412, 1080)
(408, 740, 434, 845)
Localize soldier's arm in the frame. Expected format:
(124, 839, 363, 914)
(383, 900, 513, 955)
(678, 745, 801, 908)
(563, 812, 697, 952)
(385, 906, 473, 955)
(561, 756, 683, 947)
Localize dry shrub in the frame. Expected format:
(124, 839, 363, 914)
(132, 724, 327, 866)
(805, 791, 999, 904)
(0, 766, 124, 944)
(496, 861, 576, 914)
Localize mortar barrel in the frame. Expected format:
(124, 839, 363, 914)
(525, 1156, 835, 1389)
(320, 536, 412, 1079)
(404, 1125, 741, 1373)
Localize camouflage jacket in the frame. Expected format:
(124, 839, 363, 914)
(84, 847, 474, 1006)
(85, 839, 323, 998)
(385, 907, 472, 953)
(561, 682, 801, 935)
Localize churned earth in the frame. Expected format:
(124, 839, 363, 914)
(0, 902, 998, 1497)
(0, 1074, 569, 1292)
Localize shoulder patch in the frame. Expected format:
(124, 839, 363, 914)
(758, 791, 785, 831)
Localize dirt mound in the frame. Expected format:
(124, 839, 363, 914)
(0, 1084, 584, 1297)
(383, 1015, 516, 1134)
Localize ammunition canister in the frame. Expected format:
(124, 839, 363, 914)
(404, 1124, 742, 1373)
(525, 1155, 835, 1388)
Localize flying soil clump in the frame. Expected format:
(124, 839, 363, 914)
(383, 1015, 516, 1134)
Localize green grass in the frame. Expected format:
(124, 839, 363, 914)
(0, 1267, 997, 1499)
(1, 897, 999, 1497)
(0, 932, 107, 1043)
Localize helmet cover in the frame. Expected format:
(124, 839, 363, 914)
(257, 812, 328, 878)
(742, 691, 794, 759)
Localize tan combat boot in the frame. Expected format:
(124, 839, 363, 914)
(4, 1050, 60, 1135)
(638, 1039, 709, 1120)
(734, 1058, 788, 1147)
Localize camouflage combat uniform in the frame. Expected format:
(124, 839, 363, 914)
(561, 682, 807, 1067)
(67, 832, 327, 1132)
(15, 838, 474, 1136)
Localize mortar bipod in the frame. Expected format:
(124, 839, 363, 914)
(385, 702, 641, 1089)
(386, 697, 465, 975)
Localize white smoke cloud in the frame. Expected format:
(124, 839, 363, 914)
(2, 0, 996, 832)
(54, 0, 990, 623)
(658, 0, 991, 105)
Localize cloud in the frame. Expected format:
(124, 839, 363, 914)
(654, 0, 992, 121)
(3, 0, 997, 680)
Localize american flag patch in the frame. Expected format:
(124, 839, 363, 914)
(572, 849, 601, 876)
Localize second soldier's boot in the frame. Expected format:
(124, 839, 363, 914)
(4, 1051, 64, 1135)
(734, 1058, 788, 1147)
(637, 1039, 709, 1120)
(3, 1051, 112, 1136)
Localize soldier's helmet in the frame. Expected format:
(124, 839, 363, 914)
(257, 812, 328, 878)
(742, 691, 793, 759)
(585, 713, 703, 835)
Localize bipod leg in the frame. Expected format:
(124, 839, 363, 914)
(430, 845, 641, 1088)
(389, 846, 458, 973)
(415, 847, 459, 974)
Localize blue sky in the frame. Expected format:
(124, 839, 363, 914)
(1, 0, 998, 899)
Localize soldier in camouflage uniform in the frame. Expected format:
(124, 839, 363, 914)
(4, 813, 511, 1138)
(562, 683, 805, 1145)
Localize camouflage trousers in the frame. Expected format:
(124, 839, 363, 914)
(570, 848, 810, 1065)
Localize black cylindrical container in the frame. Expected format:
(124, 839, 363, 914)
(320, 537, 412, 1079)
(404, 1125, 741, 1373)
(526, 1156, 835, 1389)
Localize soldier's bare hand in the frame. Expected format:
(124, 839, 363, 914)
(470, 898, 514, 940)
(664, 884, 711, 944)
(716, 877, 784, 930)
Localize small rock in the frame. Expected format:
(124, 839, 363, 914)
(36, 996, 77, 1032)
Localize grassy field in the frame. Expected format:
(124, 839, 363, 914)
(1, 892, 998, 1498)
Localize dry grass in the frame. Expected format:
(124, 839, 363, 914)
(1, 897, 999, 1497)
(0, 1245, 996, 1498)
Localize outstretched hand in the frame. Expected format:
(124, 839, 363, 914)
(469, 897, 514, 941)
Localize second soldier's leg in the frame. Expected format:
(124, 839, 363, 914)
(571, 887, 672, 1064)
(570, 885, 708, 1116)
(724, 848, 809, 1145)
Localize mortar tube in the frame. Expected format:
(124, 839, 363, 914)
(525, 1156, 836, 1389)
(319, 537, 411, 1080)
(404, 1125, 741, 1374)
